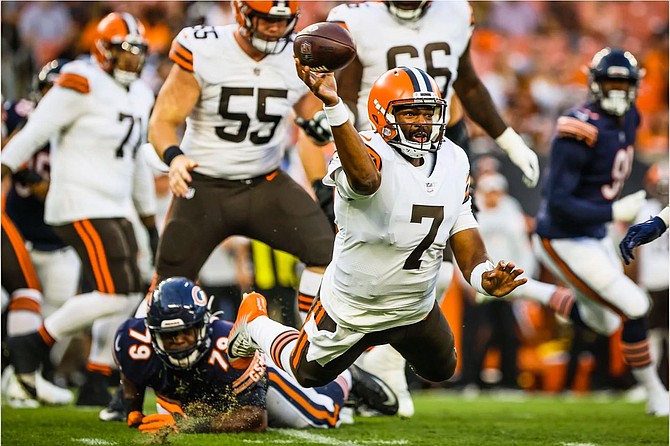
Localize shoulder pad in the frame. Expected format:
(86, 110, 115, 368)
(55, 72, 90, 94)
(169, 28, 195, 72)
(556, 115, 598, 148)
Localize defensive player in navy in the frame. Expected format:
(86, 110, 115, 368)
(148, 1, 334, 322)
(1, 12, 158, 404)
(116, 277, 397, 433)
(533, 48, 668, 416)
(226, 64, 526, 397)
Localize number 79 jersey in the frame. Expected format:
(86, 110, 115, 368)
(321, 132, 476, 332)
(169, 24, 309, 180)
(114, 317, 267, 410)
(327, 1, 473, 130)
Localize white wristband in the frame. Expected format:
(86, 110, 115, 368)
(323, 98, 350, 127)
(469, 260, 495, 295)
(495, 127, 524, 154)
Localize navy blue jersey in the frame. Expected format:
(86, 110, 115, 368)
(536, 102, 639, 239)
(3, 99, 65, 251)
(114, 317, 267, 410)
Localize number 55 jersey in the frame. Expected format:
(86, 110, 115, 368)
(1, 59, 156, 225)
(169, 24, 309, 180)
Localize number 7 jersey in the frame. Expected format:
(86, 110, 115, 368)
(169, 25, 309, 180)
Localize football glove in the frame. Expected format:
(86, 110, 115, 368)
(138, 413, 179, 434)
(311, 179, 335, 227)
(619, 216, 667, 265)
(127, 410, 144, 428)
(612, 190, 646, 222)
(13, 168, 43, 186)
(495, 128, 540, 188)
(295, 111, 333, 146)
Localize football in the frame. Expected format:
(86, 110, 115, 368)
(293, 22, 357, 73)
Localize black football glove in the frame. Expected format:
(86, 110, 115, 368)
(311, 179, 335, 229)
(13, 168, 43, 186)
(296, 111, 333, 146)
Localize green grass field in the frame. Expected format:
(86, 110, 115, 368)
(2, 391, 668, 446)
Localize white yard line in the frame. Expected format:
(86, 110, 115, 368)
(267, 429, 409, 445)
(560, 442, 600, 446)
(72, 439, 117, 446)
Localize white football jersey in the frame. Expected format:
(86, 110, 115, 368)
(1, 59, 156, 225)
(172, 25, 309, 180)
(328, 1, 473, 130)
(320, 132, 476, 332)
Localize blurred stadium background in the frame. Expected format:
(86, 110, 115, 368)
(1, 0, 668, 404)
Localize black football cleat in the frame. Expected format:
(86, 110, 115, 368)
(76, 370, 111, 406)
(348, 364, 399, 416)
(99, 386, 125, 421)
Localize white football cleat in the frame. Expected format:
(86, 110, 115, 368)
(646, 389, 669, 417)
(356, 344, 415, 418)
(2, 366, 39, 408)
(35, 373, 74, 405)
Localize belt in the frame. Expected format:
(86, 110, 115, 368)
(191, 169, 280, 186)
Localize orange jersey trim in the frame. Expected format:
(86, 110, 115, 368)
(557, 117, 598, 148)
(1, 214, 41, 290)
(55, 73, 90, 94)
(169, 39, 194, 72)
(365, 146, 382, 171)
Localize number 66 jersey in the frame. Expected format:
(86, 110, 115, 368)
(0, 59, 156, 225)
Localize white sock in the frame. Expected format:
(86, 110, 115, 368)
(44, 292, 131, 341)
(88, 313, 128, 368)
(298, 269, 323, 322)
(631, 364, 667, 393)
(648, 328, 664, 368)
(248, 316, 299, 378)
(509, 278, 557, 305)
(7, 289, 43, 335)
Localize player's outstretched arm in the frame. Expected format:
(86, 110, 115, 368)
(148, 64, 200, 198)
(450, 228, 527, 297)
(295, 59, 380, 195)
(620, 206, 670, 264)
(454, 43, 539, 187)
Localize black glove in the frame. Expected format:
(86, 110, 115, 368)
(13, 168, 43, 186)
(311, 180, 335, 228)
(147, 226, 159, 265)
(295, 111, 333, 146)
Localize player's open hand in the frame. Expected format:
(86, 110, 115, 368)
(138, 413, 183, 434)
(294, 58, 339, 107)
(168, 154, 198, 198)
(481, 260, 527, 297)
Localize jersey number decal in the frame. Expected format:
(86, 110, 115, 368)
(128, 328, 152, 360)
(601, 145, 634, 200)
(387, 43, 453, 97)
(208, 337, 230, 371)
(403, 205, 444, 270)
(216, 87, 288, 144)
(115, 113, 142, 159)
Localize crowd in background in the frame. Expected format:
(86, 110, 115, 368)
(1, 1, 668, 397)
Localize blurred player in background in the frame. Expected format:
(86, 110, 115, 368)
(116, 278, 397, 433)
(148, 1, 334, 326)
(1, 12, 158, 406)
(533, 48, 668, 416)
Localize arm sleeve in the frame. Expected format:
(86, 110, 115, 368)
(132, 149, 157, 217)
(1, 87, 83, 170)
(546, 137, 611, 224)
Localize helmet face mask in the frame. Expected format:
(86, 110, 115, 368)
(146, 278, 212, 369)
(234, 1, 299, 55)
(588, 47, 642, 116)
(385, 1, 431, 21)
(92, 12, 148, 86)
(368, 67, 446, 158)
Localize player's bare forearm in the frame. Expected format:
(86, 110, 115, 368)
(120, 374, 145, 415)
(149, 64, 199, 157)
(449, 228, 491, 281)
(331, 124, 380, 195)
